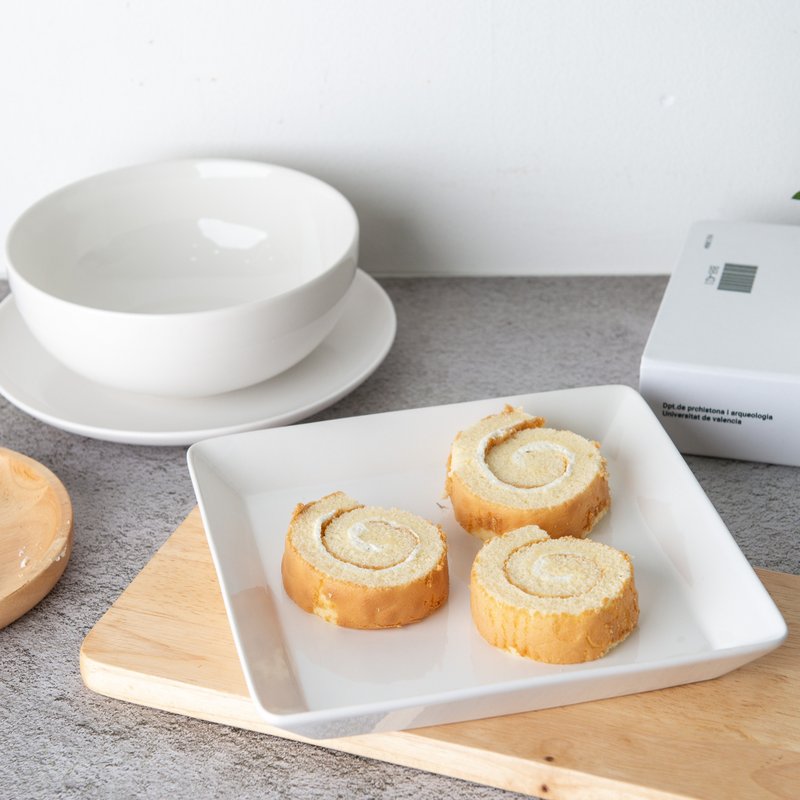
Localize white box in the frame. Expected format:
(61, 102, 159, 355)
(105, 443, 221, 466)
(639, 220, 800, 467)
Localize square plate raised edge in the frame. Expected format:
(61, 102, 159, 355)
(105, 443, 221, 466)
(187, 384, 788, 738)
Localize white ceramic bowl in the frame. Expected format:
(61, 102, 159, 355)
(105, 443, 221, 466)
(5, 159, 358, 396)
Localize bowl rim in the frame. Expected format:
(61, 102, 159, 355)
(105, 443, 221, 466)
(4, 157, 359, 320)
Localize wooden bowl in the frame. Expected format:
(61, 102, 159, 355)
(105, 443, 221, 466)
(0, 447, 73, 628)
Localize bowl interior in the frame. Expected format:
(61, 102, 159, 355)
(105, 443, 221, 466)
(7, 161, 357, 314)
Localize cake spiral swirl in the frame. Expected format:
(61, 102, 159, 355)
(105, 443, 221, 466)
(470, 526, 639, 663)
(281, 491, 449, 629)
(445, 406, 610, 540)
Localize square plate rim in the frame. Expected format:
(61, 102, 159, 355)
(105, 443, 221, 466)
(187, 384, 788, 736)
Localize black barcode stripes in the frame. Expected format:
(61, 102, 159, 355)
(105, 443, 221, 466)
(718, 263, 758, 293)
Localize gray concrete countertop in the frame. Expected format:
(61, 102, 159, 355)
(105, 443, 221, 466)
(1, 276, 797, 799)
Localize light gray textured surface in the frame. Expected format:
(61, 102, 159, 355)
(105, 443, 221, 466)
(1, 276, 797, 799)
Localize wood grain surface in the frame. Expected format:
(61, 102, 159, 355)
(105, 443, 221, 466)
(80, 508, 799, 800)
(0, 447, 73, 629)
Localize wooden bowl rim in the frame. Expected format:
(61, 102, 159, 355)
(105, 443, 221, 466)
(0, 446, 73, 627)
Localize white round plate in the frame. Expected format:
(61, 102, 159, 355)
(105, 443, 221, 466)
(0, 270, 395, 446)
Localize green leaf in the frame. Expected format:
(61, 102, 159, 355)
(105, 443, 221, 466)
(793, 191, 800, 200)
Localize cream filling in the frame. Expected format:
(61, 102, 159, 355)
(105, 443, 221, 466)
(347, 519, 422, 569)
(506, 549, 600, 598)
(313, 511, 422, 573)
(312, 509, 338, 544)
(475, 532, 631, 613)
(350, 520, 390, 552)
(476, 426, 576, 493)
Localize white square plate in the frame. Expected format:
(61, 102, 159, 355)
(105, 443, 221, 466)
(187, 385, 787, 739)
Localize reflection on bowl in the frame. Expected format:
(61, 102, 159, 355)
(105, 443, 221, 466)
(6, 159, 358, 397)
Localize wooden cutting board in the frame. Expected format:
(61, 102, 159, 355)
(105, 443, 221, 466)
(80, 508, 800, 800)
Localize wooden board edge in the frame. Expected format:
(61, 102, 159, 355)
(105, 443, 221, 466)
(80, 638, 687, 800)
(80, 620, 692, 800)
(77, 506, 795, 800)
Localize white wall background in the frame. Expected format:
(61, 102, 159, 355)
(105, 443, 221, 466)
(2, 0, 800, 278)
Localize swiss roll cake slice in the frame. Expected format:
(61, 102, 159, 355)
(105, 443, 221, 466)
(470, 526, 639, 664)
(281, 491, 449, 629)
(445, 406, 610, 540)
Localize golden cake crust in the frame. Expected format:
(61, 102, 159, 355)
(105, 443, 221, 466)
(470, 527, 639, 663)
(281, 491, 449, 629)
(445, 407, 610, 540)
